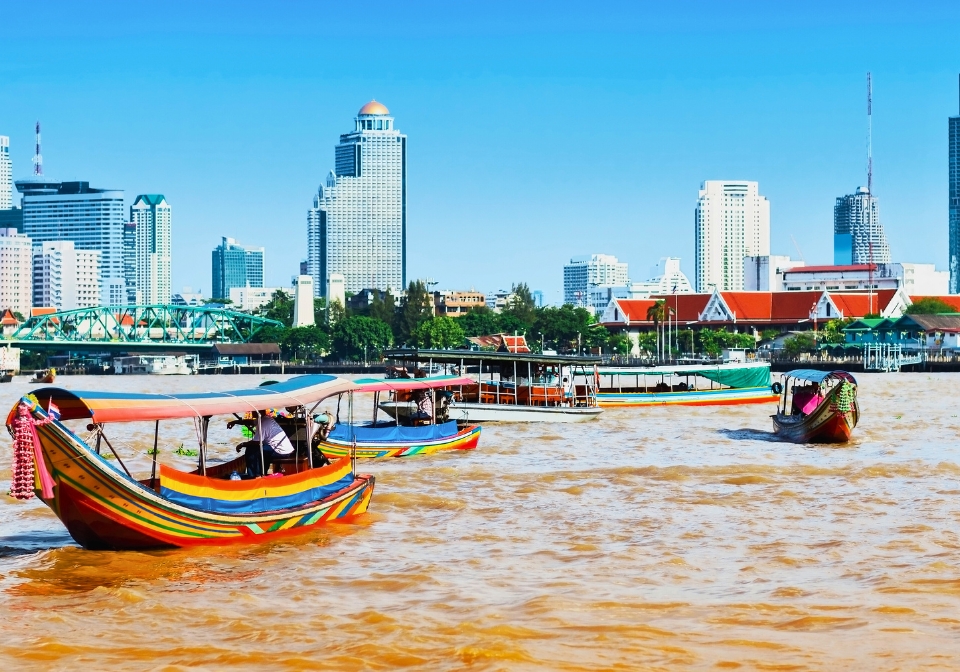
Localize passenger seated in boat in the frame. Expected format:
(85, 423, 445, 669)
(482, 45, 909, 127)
(411, 389, 434, 424)
(436, 390, 453, 423)
(791, 384, 822, 416)
(229, 410, 295, 477)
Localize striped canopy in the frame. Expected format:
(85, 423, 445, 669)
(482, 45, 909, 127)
(353, 375, 476, 392)
(15, 375, 358, 424)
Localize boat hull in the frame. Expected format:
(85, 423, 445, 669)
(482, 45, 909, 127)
(380, 400, 602, 423)
(31, 416, 374, 550)
(598, 386, 778, 407)
(319, 424, 481, 459)
(772, 391, 860, 443)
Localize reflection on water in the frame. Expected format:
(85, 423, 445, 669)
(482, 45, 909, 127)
(0, 373, 959, 669)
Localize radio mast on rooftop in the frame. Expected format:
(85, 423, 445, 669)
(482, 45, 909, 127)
(32, 121, 43, 177)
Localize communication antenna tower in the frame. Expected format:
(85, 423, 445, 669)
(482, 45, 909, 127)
(32, 121, 43, 176)
(866, 73, 872, 195)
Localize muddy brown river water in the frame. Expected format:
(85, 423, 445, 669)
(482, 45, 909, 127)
(0, 373, 958, 670)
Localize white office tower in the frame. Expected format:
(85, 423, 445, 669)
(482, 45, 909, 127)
(0, 229, 33, 314)
(17, 180, 125, 305)
(0, 137, 11, 210)
(833, 187, 891, 265)
(130, 195, 172, 304)
(292, 276, 315, 327)
(563, 254, 629, 306)
(32, 240, 101, 310)
(695, 181, 770, 291)
(308, 101, 406, 297)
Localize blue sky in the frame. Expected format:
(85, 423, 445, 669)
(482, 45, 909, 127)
(1, 1, 958, 303)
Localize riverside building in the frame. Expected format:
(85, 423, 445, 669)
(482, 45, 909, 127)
(695, 181, 770, 292)
(16, 179, 126, 305)
(211, 236, 264, 300)
(834, 187, 890, 266)
(307, 101, 406, 298)
(129, 194, 172, 304)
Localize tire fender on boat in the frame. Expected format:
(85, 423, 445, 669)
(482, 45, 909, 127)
(771, 382, 783, 395)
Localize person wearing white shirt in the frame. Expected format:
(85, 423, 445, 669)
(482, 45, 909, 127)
(229, 410, 295, 477)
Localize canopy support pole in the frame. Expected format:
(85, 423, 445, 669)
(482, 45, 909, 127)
(98, 431, 132, 479)
(150, 420, 159, 490)
(257, 413, 265, 477)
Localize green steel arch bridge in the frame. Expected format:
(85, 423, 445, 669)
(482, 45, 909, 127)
(2, 305, 284, 353)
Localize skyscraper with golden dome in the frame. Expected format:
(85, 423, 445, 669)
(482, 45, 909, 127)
(307, 101, 406, 300)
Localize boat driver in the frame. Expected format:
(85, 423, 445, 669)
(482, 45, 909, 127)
(229, 410, 295, 477)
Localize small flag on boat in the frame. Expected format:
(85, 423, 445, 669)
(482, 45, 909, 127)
(47, 400, 61, 421)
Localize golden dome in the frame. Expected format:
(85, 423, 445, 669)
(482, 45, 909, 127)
(358, 100, 389, 116)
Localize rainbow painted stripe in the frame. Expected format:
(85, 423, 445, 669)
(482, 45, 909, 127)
(598, 386, 779, 407)
(320, 424, 481, 459)
(24, 406, 373, 550)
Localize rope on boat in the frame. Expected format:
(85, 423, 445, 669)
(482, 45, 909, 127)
(9, 402, 55, 500)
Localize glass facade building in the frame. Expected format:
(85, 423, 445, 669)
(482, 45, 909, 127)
(16, 179, 125, 305)
(211, 236, 264, 300)
(308, 101, 406, 298)
(833, 187, 890, 266)
(950, 112, 960, 293)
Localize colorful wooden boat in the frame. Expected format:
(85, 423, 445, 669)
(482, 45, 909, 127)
(318, 375, 482, 459)
(596, 362, 779, 407)
(30, 368, 55, 384)
(5, 375, 375, 550)
(771, 369, 859, 443)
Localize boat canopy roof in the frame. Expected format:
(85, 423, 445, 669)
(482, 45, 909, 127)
(13, 375, 357, 424)
(599, 363, 771, 389)
(354, 375, 476, 392)
(383, 348, 601, 366)
(783, 369, 857, 385)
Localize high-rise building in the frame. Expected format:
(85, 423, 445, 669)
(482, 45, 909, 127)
(563, 254, 629, 306)
(695, 181, 770, 292)
(308, 101, 406, 298)
(833, 187, 890, 265)
(130, 195, 172, 305)
(211, 237, 264, 300)
(122, 221, 137, 303)
(0, 228, 33, 315)
(949, 76, 960, 293)
(16, 180, 125, 305)
(0, 136, 11, 210)
(32, 240, 101, 310)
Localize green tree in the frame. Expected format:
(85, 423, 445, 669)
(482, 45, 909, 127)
(281, 325, 330, 360)
(500, 283, 537, 333)
(250, 324, 289, 345)
(531, 304, 596, 353)
(820, 318, 853, 345)
(327, 299, 346, 327)
(313, 297, 328, 325)
(458, 305, 501, 337)
(396, 280, 434, 345)
(369, 290, 397, 327)
(783, 332, 817, 358)
(412, 316, 466, 349)
(259, 289, 294, 327)
(905, 297, 958, 315)
(203, 297, 234, 305)
(607, 332, 632, 356)
(331, 316, 393, 361)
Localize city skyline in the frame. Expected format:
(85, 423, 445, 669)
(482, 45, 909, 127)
(1, 3, 958, 302)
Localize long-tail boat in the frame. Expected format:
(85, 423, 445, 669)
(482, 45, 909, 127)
(771, 369, 859, 443)
(379, 349, 603, 423)
(317, 375, 481, 459)
(596, 362, 779, 407)
(4, 375, 375, 550)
